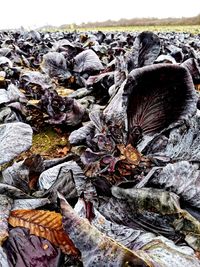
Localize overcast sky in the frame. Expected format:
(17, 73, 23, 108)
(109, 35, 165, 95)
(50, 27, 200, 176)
(1, 0, 200, 29)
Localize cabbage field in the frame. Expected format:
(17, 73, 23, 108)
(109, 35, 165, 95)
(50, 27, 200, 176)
(0, 29, 200, 266)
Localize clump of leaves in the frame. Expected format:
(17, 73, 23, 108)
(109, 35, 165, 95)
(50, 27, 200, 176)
(40, 89, 86, 126)
(81, 129, 151, 184)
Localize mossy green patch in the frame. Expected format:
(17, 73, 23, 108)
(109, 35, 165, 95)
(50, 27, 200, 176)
(31, 127, 69, 157)
(15, 127, 70, 160)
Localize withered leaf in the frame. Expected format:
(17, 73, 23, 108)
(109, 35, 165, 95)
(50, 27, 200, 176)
(117, 144, 141, 164)
(59, 193, 152, 267)
(8, 209, 79, 257)
(56, 146, 69, 156)
(111, 187, 200, 252)
(74, 199, 200, 267)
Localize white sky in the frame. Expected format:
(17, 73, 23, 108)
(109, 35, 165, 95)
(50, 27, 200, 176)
(0, 0, 200, 29)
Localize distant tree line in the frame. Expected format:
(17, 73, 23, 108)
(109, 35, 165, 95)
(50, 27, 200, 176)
(58, 14, 200, 29)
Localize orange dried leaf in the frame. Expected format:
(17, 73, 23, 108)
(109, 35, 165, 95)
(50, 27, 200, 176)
(117, 144, 141, 165)
(124, 144, 141, 164)
(195, 84, 200, 92)
(57, 146, 69, 156)
(9, 209, 79, 257)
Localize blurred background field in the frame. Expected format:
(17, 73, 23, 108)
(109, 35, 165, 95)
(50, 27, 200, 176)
(40, 14, 200, 34)
(46, 25, 200, 34)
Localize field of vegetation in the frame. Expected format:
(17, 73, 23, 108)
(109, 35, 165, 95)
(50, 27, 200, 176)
(42, 14, 200, 34)
(67, 25, 200, 34)
(1, 27, 200, 267)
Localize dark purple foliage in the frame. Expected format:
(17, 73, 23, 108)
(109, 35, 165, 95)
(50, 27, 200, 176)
(40, 89, 85, 126)
(3, 227, 62, 267)
(123, 64, 197, 145)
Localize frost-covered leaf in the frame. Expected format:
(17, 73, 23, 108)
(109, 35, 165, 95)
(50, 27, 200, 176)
(0, 183, 32, 199)
(52, 39, 75, 51)
(74, 198, 142, 249)
(0, 122, 32, 165)
(12, 198, 50, 210)
(144, 115, 200, 161)
(59, 193, 152, 266)
(75, 199, 200, 266)
(137, 237, 200, 267)
(0, 247, 9, 267)
(6, 84, 26, 103)
(150, 161, 200, 208)
(41, 52, 71, 79)
(128, 31, 160, 70)
(0, 57, 12, 68)
(20, 71, 53, 91)
(2, 154, 44, 193)
(110, 187, 200, 251)
(73, 49, 104, 73)
(0, 195, 13, 245)
(69, 122, 95, 145)
(0, 90, 9, 105)
(34, 169, 78, 201)
(181, 58, 200, 84)
(38, 161, 87, 196)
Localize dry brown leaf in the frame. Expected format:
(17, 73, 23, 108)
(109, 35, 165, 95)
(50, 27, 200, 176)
(195, 84, 200, 92)
(117, 144, 141, 165)
(57, 146, 69, 156)
(28, 172, 40, 190)
(56, 87, 74, 97)
(9, 209, 79, 257)
(0, 76, 6, 87)
(27, 99, 40, 105)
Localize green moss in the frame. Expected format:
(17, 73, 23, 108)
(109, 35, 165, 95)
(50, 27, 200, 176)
(0, 161, 14, 172)
(31, 127, 69, 157)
